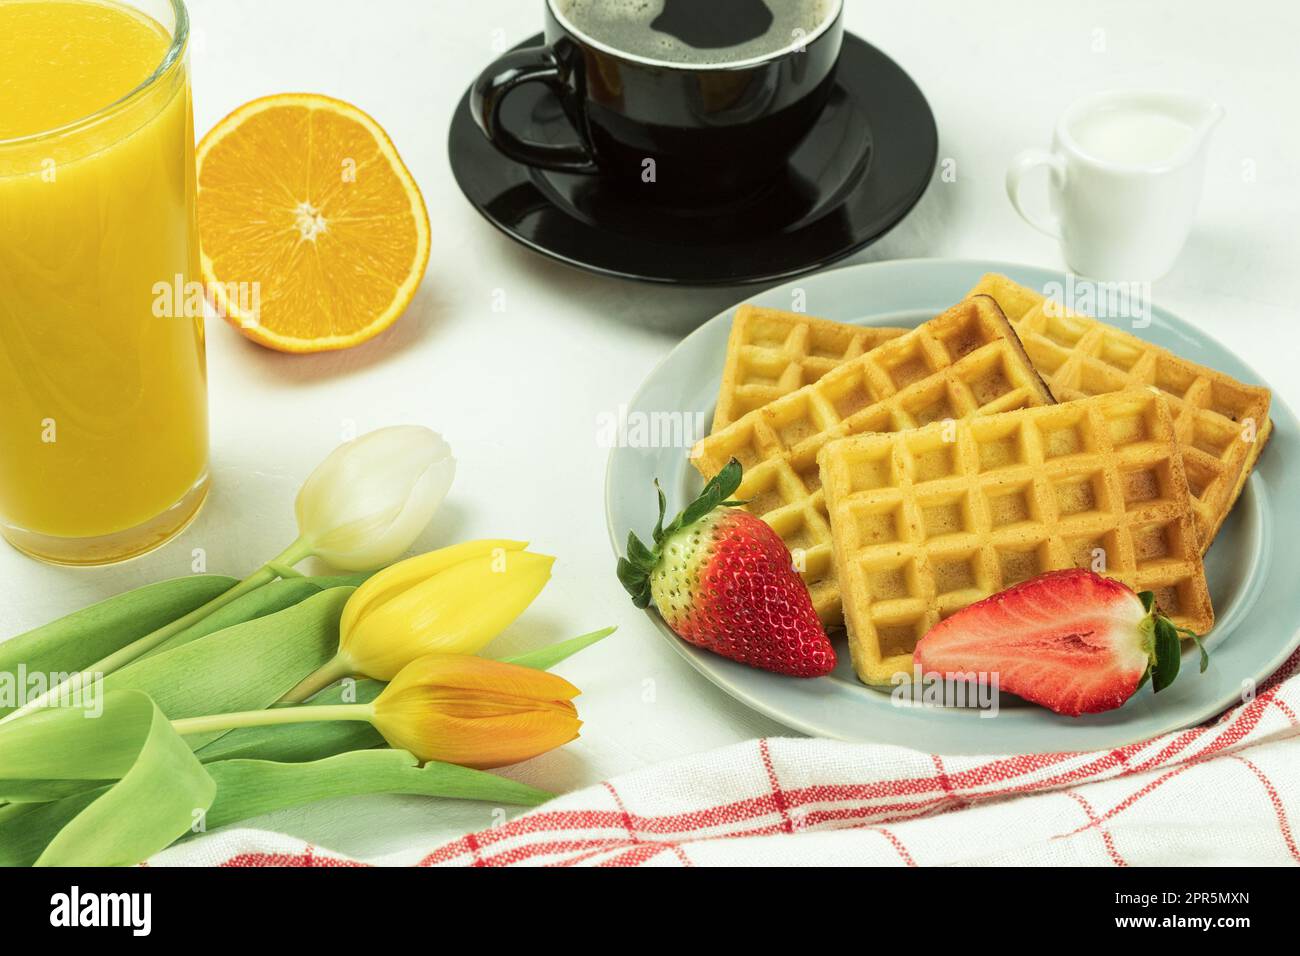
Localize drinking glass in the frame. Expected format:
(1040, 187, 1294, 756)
(0, 0, 209, 565)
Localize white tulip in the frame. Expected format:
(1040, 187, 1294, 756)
(295, 426, 455, 571)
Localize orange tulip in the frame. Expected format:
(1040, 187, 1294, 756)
(172, 652, 583, 771)
(371, 654, 581, 769)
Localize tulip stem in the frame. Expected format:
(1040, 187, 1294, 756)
(0, 537, 316, 726)
(279, 654, 355, 704)
(173, 702, 374, 737)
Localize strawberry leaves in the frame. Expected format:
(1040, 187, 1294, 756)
(1181, 627, 1211, 674)
(1138, 589, 1209, 695)
(652, 481, 668, 543)
(617, 459, 744, 609)
(619, 533, 657, 610)
(1150, 615, 1183, 693)
(666, 459, 743, 543)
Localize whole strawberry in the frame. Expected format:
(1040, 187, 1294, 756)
(617, 459, 835, 678)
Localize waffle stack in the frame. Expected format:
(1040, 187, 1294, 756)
(712, 306, 907, 431)
(817, 390, 1214, 684)
(690, 275, 1271, 686)
(692, 296, 1057, 624)
(966, 274, 1272, 552)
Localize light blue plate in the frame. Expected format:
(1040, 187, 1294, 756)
(605, 259, 1299, 754)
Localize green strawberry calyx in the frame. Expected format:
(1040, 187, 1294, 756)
(1135, 590, 1211, 695)
(616, 458, 744, 610)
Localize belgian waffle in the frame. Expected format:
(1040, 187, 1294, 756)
(968, 274, 1272, 552)
(712, 305, 907, 432)
(692, 296, 1056, 624)
(818, 390, 1215, 684)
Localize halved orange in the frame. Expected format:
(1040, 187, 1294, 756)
(196, 93, 431, 353)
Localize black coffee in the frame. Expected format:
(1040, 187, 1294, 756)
(553, 0, 834, 65)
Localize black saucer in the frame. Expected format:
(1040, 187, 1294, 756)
(448, 32, 938, 286)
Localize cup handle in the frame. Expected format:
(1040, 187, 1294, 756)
(1006, 149, 1067, 239)
(471, 45, 599, 174)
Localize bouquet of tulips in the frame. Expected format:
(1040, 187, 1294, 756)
(0, 427, 612, 866)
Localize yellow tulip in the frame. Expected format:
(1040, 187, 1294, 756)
(283, 540, 554, 701)
(371, 654, 581, 769)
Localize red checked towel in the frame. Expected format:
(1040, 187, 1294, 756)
(150, 649, 1300, 867)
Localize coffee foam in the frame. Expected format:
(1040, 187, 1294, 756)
(553, 0, 834, 66)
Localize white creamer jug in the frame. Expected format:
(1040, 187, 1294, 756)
(1007, 91, 1223, 281)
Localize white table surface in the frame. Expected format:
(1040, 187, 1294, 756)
(2, 0, 1297, 859)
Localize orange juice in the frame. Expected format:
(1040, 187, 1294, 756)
(0, 0, 208, 564)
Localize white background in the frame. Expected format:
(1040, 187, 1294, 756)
(2, 0, 1297, 857)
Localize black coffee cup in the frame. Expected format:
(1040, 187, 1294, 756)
(471, 0, 844, 198)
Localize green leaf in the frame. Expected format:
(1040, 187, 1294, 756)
(196, 750, 552, 832)
(0, 790, 102, 866)
(677, 458, 744, 530)
(0, 690, 183, 788)
(141, 575, 361, 660)
(713, 458, 744, 499)
(625, 532, 656, 571)
(0, 748, 552, 867)
(1177, 626, 1211, 673)
(0, 774, 112, 803)
(0, 690, 215, 866)
(616, 556, 647, 599)
(100, 588, 351, 749)
(306, 572, 373, 589)
(678, 487, 720, 529)
(195, 680, 385, 764)
(652, 480, 668, 544)
(1138, 590, 1156, 614)
(0, 576, 237, 717)
(501, 626, 616, 671)
(1150, 617, 1183, 693)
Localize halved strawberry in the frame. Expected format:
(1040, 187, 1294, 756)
(913, 569, 1209, 716)
(617, 460, 835, 678)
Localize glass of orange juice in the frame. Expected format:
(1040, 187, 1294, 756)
(0, 0, 209, 565)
